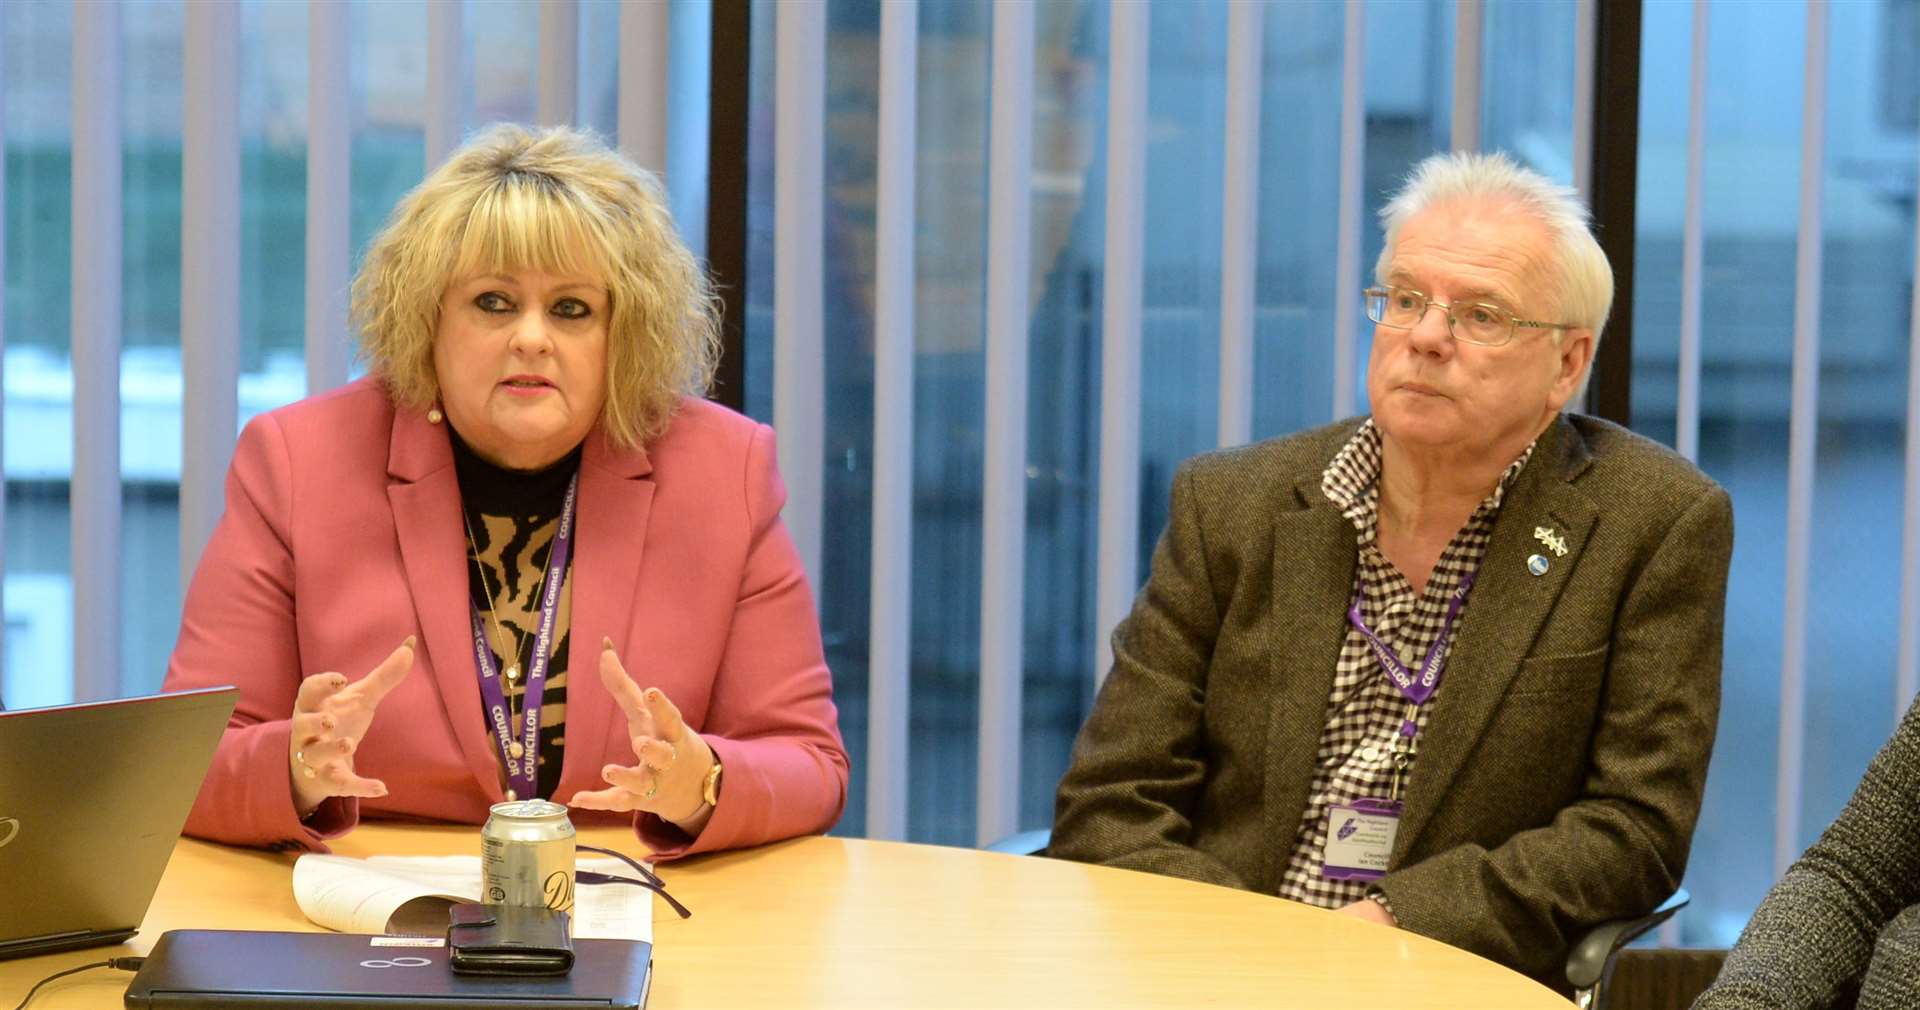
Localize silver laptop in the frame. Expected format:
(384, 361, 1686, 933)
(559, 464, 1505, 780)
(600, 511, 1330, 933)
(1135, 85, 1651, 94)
(0, 685, 237, 959)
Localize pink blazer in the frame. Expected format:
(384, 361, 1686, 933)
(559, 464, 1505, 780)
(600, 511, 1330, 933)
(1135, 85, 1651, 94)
(163, 377, 848, 858)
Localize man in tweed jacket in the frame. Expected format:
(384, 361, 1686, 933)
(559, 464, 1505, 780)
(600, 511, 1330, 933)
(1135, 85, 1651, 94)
(1051, 153, 1733, 988)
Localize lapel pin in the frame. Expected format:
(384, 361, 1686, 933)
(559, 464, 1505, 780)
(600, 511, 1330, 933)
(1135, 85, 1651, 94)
(1533, 526, 1568, 558)
(1527, 554, 1550, 577)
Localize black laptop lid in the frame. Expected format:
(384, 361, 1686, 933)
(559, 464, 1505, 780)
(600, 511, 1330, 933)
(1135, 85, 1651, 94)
(0, 686, 237, 958)
(126, 929, 652, 1009)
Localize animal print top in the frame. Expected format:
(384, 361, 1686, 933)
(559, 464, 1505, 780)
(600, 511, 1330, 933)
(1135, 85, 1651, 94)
(450, 431, 577, 800)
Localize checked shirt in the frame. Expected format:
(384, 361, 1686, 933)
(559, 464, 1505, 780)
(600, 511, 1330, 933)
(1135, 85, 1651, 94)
(1276, 420, 1534, 908)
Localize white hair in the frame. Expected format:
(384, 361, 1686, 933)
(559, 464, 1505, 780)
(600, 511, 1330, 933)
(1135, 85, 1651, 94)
(1375, 151, 1613, 347)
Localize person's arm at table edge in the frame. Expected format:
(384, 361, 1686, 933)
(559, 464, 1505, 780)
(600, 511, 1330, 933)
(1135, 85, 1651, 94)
(165, 413, 359, 851)
(1692, 697, 1920, 1009)
(635, 422, 849, 858)
(1049, 462, 1248, 890)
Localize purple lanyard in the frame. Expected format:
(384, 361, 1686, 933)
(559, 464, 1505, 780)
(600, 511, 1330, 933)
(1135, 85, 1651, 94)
(1346, 570, 1476, 739)
(470, 473, 578, 800)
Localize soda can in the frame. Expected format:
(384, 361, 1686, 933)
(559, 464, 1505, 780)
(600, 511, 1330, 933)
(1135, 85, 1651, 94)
(480, 798, 576, 913)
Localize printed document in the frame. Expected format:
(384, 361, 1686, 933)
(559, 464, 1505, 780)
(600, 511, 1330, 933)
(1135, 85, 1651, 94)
(292, 854, 653, 942)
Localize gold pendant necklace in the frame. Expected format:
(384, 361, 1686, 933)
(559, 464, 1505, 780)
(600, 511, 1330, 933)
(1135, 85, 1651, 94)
(463, 511, 557, 764)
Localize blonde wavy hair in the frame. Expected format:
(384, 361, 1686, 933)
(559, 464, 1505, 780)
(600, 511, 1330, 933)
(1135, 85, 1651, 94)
(351, 124, 720, 449)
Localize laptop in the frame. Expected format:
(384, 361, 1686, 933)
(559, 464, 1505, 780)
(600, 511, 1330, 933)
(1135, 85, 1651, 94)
(126, 929, 653, 1008)
(0, 685, 237, 959)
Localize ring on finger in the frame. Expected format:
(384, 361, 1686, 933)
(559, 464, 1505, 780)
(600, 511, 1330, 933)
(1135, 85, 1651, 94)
(642, 775, 660, 800)
(294, 750, 318, 779)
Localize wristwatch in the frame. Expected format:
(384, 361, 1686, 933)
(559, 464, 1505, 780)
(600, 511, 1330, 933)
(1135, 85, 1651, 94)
(701, 758, 724, 809)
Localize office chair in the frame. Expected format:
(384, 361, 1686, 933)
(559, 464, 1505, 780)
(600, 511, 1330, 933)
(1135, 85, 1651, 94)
(1588, 945, 1729, 1010)
(1566, 888, 1691, 1009)
(985, 830, 1692, 1010)
(983, 829, 1052, 857)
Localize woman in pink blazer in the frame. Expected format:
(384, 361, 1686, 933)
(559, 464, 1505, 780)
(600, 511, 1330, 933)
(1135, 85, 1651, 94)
(162, 125, 848, 860)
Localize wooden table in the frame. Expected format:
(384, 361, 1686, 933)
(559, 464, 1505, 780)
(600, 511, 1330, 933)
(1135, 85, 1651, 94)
(4, 824, 1571, 1008)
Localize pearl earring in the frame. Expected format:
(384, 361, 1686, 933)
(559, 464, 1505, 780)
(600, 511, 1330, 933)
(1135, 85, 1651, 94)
(427, 407, 443, 424)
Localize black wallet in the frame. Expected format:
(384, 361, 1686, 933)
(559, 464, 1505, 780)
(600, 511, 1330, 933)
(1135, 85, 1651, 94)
(446, 902, 576, 977)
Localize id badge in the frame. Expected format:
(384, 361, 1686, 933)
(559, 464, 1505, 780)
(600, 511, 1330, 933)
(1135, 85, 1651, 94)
(1320, 798, 1401, 881)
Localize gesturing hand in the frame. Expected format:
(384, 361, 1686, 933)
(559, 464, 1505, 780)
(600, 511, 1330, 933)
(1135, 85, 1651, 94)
(571, 638, 716, 828)
(288, 637, 416, 816)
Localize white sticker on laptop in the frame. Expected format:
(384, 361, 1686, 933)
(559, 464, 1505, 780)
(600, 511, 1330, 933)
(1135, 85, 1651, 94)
(370, 936, 445, 947)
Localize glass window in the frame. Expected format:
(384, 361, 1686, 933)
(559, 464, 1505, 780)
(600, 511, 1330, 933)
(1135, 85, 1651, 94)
(1138, 0, 1226, 556)
(1481, 0, 1577, 188)
(1358, 0, 1455, 415)
(471, 2, 537, 128)
(3, 0, 75, 708)
(121, 0, 186, 696)
(743, 0, 775, 427)
(351, 0, 427, 272)
(743, 0, 1001, 843)
(755, 0, 1108, 842)
(240, 0, 309, 416)
(1254, 1, 1346, 434)
(1671, 0, 1803, 943)
(580, 0, 620, 139)
(1629, 0, 1686, 450)
(666, 0, 712, 259)
(1013, 0, 1105, 834)
(1770, 0, 1915, 932)
(814, 0, 885, 839)
(1631, 0, 1920, 946)
(901, 0, 993, 843)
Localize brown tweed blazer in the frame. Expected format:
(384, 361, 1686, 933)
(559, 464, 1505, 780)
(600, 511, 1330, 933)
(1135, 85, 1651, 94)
(1051, 413, 1733, 986)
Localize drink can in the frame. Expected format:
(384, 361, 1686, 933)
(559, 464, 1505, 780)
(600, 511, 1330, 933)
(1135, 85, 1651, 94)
(480, 798, 576, 913)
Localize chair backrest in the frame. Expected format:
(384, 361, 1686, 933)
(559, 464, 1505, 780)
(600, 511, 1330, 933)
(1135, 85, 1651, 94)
(1601, 949, 1728, 1010)
(983, 829, 1051, 856)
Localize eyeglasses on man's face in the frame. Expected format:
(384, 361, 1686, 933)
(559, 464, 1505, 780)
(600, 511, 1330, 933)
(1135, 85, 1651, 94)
(1362, 286, 1579, 348)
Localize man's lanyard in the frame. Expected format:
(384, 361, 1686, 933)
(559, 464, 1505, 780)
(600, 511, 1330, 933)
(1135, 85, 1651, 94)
(469, 473, 578, 801)
(1344, 569, 1477, 801)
